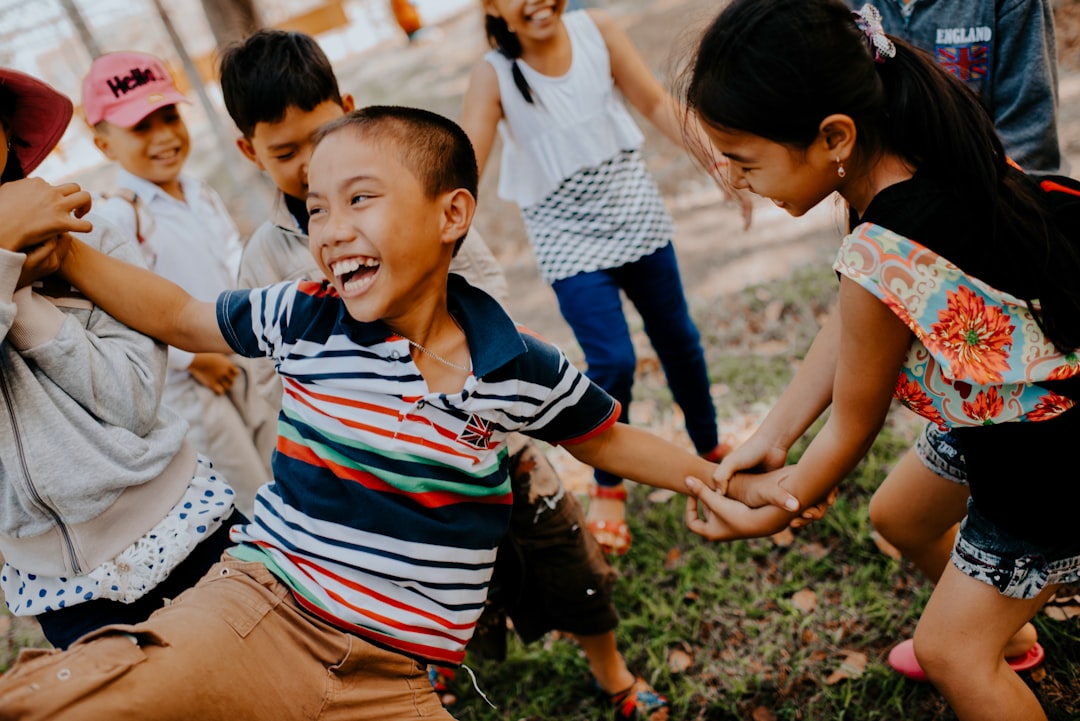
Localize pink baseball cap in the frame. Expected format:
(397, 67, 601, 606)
(0, 68, 73, 176)
(81, 51, 189, 128)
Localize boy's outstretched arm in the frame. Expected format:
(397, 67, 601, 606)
(60, 238, 230, 354)
(565, 421, 798, 510)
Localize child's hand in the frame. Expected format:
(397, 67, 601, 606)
(0, 179, 93, 253)
(683, 475, 789, 541)
(725, 468, 800, 512)
(16, 233, 72, 289)
(789, 487, 840, 529)
(719, 448, 835, 527)
(712, 436, 789, 489)
(188, 352, 239, 395)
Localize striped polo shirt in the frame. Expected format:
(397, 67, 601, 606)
(217, 273, 618, 665)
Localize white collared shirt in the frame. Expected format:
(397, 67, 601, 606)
(95, 169, 243, 377)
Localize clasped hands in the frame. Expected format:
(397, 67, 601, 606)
(683, 437, 837, 541)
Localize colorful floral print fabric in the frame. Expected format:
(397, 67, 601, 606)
(833, 223, 1080, 428)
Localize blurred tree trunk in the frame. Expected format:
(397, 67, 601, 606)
(200, 0, 264, 52)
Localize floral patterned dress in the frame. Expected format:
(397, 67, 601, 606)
(834, 222, 1080, 429)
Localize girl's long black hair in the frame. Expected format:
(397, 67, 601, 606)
(684, 0, 1080, 351)
(484, 13, 536, 104)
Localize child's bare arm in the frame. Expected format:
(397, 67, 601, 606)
(564, 422, 797, 513)
(59, 238, 230, 353)
(688, 280, 911, 541)
(565, 422, 713, 493)
(460, 61, 504, 181)
(592, 10, 753, 228)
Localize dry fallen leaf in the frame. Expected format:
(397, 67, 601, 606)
(824, 651, 868, 685)
(1043, 605, 1080, 621)
(648, 488, 678, 504)
(791, 588, 818, 613)
(667, 647, 693, 674)
(1043, 591, 1080, 621)
(663, 546, 683, 570)
(751, 706, 778, 721)
(771, 528, 795, 547)
(800, 542, 831, 561)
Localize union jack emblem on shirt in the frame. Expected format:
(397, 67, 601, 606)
(458, 414, 496, 450)
(937, 44, 989, 82)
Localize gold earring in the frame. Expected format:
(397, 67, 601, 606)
(836, 158, 846, 178)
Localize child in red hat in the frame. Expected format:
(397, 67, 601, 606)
(0, 67, 244, 650)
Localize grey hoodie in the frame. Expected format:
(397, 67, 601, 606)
(0, 215, 192, 577)
(851, 0, 1062, 173)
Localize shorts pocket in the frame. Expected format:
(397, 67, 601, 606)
(174, 560, 284, 638)
(0, 628, 156, 719)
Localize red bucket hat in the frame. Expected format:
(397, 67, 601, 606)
(0, 68, 73, 175)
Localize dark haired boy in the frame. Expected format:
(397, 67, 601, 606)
(0, 105, 722, 720)
(221, 29, 672, 716)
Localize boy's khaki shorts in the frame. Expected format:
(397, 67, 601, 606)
(0, 558, 452, 721)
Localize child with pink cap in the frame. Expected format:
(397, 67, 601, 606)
(81, 51, 273, 518)
(0, 66, 244, 649)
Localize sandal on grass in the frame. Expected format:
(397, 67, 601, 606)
(887, 638, 1045, 682)
(587, 484, 631, 556)
(608, 675, 669, 721)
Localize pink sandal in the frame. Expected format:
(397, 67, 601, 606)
(887, 638, 1045, 681)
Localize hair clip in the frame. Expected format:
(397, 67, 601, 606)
(852, 4, 896, 63)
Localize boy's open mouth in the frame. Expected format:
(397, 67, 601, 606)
(330, 256, 380, 295)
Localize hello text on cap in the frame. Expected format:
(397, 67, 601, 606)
(82, 51, 189, 128)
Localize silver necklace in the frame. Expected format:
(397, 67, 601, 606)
(401, 335, 471, 373)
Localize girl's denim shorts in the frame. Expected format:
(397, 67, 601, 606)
(915, 422, 968, 485)
(952, 500, 1080, 599)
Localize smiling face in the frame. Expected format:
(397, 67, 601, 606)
(93, 105, 189, 195)
(238, 97, 353, 201)
(484, 0, 565, 40)
(705, 126, 842, 218)
(305, 127, 458, 326)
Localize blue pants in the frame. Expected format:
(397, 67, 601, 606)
(551, 244, 718, 486)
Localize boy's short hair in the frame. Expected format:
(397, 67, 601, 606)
(219, 29, 343, 138)
(313, 106, 479, 202)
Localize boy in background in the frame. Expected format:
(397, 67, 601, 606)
(0, 105, 728, 720)
(222, 29, 669, 719)
(81, 51, 272, 517)
(0, 67, 241, 651)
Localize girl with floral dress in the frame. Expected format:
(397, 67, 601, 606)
(678, 2, 1080, 719)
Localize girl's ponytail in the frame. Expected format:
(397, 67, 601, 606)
(484, 15, 536, 104)
(873, 24, 1080, 350)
